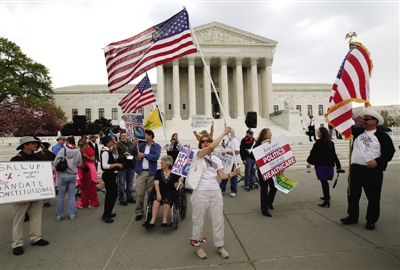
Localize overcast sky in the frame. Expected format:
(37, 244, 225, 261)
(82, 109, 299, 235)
(1, 0, 399, 106)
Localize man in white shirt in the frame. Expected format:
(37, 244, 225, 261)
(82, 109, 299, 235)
(307, 115, 317, 142)
(340, 109, 395, 230)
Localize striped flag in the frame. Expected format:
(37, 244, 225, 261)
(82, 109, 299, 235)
(104, 9, 197, 93)
(325, 42, 373, 140)
(119, 74, 155, 113)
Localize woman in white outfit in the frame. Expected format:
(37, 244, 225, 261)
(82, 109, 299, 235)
(190, 126, 240, 259)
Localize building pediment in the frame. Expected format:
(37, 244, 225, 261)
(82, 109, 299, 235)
(193, 22, 278, 46)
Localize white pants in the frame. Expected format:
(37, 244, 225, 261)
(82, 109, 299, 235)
(190, 189, 224, 247)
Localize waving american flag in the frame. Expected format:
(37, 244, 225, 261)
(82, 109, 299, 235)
(325, 42, 373, 140)
(104, 9, 197, 93)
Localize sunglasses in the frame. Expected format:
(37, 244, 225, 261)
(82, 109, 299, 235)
(200, 140, 211, 143)
(78, 144, 84, 146)
(362, 118, 375, 121)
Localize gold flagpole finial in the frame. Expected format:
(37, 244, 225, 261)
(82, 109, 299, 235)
(345, 31, 357, 43)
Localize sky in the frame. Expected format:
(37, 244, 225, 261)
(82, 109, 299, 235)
(1, 0, 399, 106)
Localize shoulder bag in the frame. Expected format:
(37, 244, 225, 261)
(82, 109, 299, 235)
(56, 148, 68, 172)
(185, 157, 205, 190)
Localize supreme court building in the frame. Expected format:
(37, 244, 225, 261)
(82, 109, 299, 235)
(53, 22, 332, 131)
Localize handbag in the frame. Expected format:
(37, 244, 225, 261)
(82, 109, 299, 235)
(185, 158, 205, 190)
(56, 148, 68, 172)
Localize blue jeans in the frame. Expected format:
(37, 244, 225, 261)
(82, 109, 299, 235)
(117, 168, 135, 202)
(56, 172, 77, 219)
(244, 157, 256, 188)
(220, 164, 238, 194)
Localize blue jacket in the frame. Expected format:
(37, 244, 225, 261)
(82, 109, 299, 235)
(130, 141, 161, 175)
(52, 143, 65, 156)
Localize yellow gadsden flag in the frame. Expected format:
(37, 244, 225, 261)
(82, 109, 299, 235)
(143, 106, 163, 130)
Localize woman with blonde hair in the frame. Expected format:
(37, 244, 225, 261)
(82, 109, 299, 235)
(190, 126, 240, 260)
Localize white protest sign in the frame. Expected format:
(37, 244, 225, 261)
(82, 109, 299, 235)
(0, 161, 56, 204)
(252, 134, 297, 182)
(192, 115, 213, 132)
(171, 147, 194, 177)
(212, 150, 233, 174)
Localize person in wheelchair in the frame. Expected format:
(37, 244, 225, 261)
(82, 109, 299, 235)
(145, 155, 183, 229)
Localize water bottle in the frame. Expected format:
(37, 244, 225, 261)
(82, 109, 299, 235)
(306, 165, 312, 173)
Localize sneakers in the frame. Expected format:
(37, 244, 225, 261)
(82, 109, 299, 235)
(195, 248, 207, 259)
(87, 205, 97, 209)
(245, 186, 250, 191)
(13, 246, 24, 256)
(77, 205, 84, 209)
(217, 248, 229, 259)
(56, 216, 63, 221)
(31, 239, 49, 246)
(230, 193, 236, 197)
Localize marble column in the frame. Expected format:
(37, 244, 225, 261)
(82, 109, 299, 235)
(235, 57, 245, 119)
(260, 64, 268, 118)
(220, 57, 230, 119)
(203, 57, 212, 116)
(250, 57, 259, 114)
(265, 58, 274, 117)
(187, 57, 196, 118)
(172, 59, 181, 120)
(156, 65, 165, 116)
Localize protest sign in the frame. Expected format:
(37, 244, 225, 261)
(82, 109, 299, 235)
(252, 134, 296, 182)
(123, 113, 145, 141)
(273, 172, 298, 194)
(192, 115, 213, 132)
(0, 161, 55, 204)
(212, 150, 233, 174)
(171, 147, 194, 177)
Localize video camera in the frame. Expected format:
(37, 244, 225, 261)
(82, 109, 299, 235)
(336, 169, 345, 174)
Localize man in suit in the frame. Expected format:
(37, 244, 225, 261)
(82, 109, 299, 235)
(88, 135, 100, 171)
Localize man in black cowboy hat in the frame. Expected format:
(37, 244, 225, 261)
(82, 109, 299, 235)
(10, 137, 50, 256)
(340, 109, 395, 230)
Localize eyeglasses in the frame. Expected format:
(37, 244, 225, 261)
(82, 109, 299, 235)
(200, 140, 211, 143)
(363, 118, 374, 121)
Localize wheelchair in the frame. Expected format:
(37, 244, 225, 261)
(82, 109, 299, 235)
(143, 181, 187, 230)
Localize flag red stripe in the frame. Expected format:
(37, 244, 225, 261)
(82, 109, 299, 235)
(108, 33, 196, 92)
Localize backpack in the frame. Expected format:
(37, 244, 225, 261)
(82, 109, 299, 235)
(56, 148, 68, 172)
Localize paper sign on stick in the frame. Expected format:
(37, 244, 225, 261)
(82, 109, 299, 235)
(212, 151, 233, 174)
(192, 115, 213, 132)
(0, 161, 56, 204)
(252, 134, 297, 182)
(171, 147, 194, 177)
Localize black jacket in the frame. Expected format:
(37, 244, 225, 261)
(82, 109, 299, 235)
(352, 127, 395, 171)
(307, 139, 341, 168)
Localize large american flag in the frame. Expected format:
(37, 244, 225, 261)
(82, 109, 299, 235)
(325, 42, 373, 140)
(119, 74, 155, 113)
(104, 9, 197, 93)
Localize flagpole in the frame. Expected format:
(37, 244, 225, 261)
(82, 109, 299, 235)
(189, 21, 238, 166)
(155, 103, 168, 145)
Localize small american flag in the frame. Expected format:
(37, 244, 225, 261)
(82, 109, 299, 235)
(119, 74, 156, 113)
(104, 9, 197, 93)
(325, 42, 372, 140)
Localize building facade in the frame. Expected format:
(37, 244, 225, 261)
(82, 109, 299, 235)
(53, 22, 335, 129)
